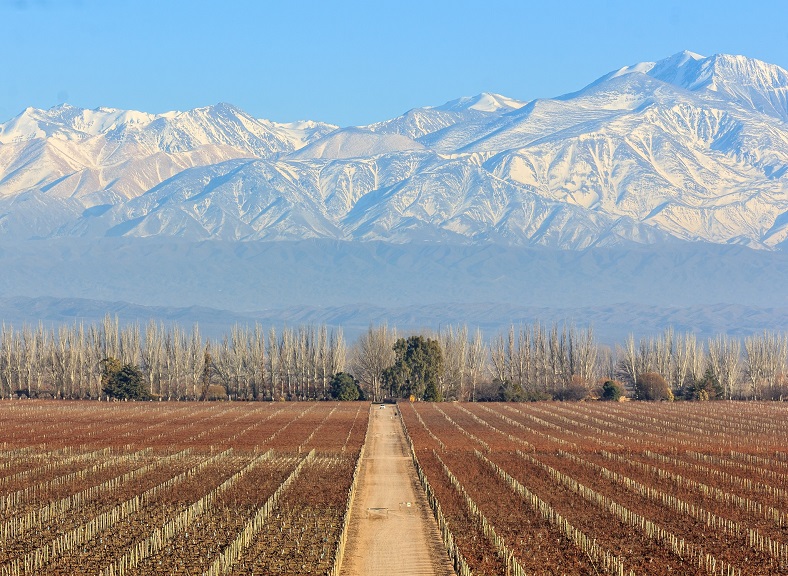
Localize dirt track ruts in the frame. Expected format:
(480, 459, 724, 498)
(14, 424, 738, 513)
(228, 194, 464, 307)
(340, 404, 454, 576)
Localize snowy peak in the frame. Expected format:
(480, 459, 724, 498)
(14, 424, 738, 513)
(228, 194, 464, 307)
(435, 92, 527, 113)
(363, 93, 526, 141)
(1, 51, 787, 251)
(0, 104, 158, 143)
(603, 51, 788, 120)
(0, 102, 335, 152)
(141, 102, 297, 155)
(291, 127, 425, 159)
(651, 52, 788, 93)
(605, 50, 704, 85)
(694, 54, 788, 120)
(0, 102, 337, 204)
(274, 119, 339, 149)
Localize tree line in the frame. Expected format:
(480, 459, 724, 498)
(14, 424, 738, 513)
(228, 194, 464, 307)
(0, 317, 786, 401)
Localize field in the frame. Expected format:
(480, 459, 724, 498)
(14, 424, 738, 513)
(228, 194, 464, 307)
(401, 401, 788, 576)
(0, 401, 367, 576)
(3, 400, 788, 576)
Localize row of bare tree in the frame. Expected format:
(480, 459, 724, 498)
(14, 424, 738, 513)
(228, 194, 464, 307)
(0, 317, 345, 400)
(0, 318, 785, 401)
(618, 328, 788, 400)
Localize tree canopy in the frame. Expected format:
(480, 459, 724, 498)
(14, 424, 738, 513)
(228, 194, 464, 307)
(601, 380, 624, 401)
(684, 368, 722, 401)
(382, 336, 444, 401)
(634, 372, 673, 401)
(329, 372, 363, 401)
(101, 357, 150, 400)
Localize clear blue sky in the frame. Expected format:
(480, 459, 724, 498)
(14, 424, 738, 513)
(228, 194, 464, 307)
(2, 0, 787, 126)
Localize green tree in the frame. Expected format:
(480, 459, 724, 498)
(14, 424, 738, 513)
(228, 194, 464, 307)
(495, 378, 551, 402)
(685, 368, 722, 401)
(601, 380, 624, 401)
(330, 372, 362, 401)
(100, 357, 122, 389)
(423, 378, 442, 402)
(101, 357, 150, 400)
(382, 336, 444, 401)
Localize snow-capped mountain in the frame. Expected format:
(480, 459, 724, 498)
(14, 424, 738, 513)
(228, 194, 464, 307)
(1, 52, 787, 249)
(0, 103, 336, 205)
(600, 51, 788, 122)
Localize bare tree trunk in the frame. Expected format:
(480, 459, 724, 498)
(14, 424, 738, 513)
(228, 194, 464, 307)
(266, 326, 278, 400)
(489, 332, 507, 385)
(466, 328, 486, 402)
(349, 324, 395, 402)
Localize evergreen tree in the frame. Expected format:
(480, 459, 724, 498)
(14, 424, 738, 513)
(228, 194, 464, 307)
(102, 357, 149, 400)
(329, 372, 362, 401)
(382, 336, 444, 400)
(601, 380, 624, 401)
(685, 368, 722, 401)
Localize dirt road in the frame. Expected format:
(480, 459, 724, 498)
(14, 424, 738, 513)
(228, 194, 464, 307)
(340, 404, 455, 576)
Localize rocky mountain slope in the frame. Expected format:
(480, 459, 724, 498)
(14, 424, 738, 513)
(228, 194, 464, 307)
(1, 51, 786, 249)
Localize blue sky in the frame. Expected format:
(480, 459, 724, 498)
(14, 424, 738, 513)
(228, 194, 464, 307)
(2, 0, 787, 126)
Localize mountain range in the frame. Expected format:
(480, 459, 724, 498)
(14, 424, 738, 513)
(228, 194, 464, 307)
(1, 51, 787, 341)
(2, 50, 788, 249)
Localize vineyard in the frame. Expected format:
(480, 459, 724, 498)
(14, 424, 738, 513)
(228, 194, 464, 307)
(4, 400, 788, 576)
(401, 401, 788, 576)
(0, 400, 367, 576)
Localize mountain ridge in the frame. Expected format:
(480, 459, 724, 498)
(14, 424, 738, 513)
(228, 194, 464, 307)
(2, 51, 786, 250)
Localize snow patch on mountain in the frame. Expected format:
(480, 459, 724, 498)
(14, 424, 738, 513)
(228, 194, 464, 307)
(434, 92, 527, 113)
(290, 128, 425, 159)
(599, 51, 788, 121)
(0, 51, 787, 250)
